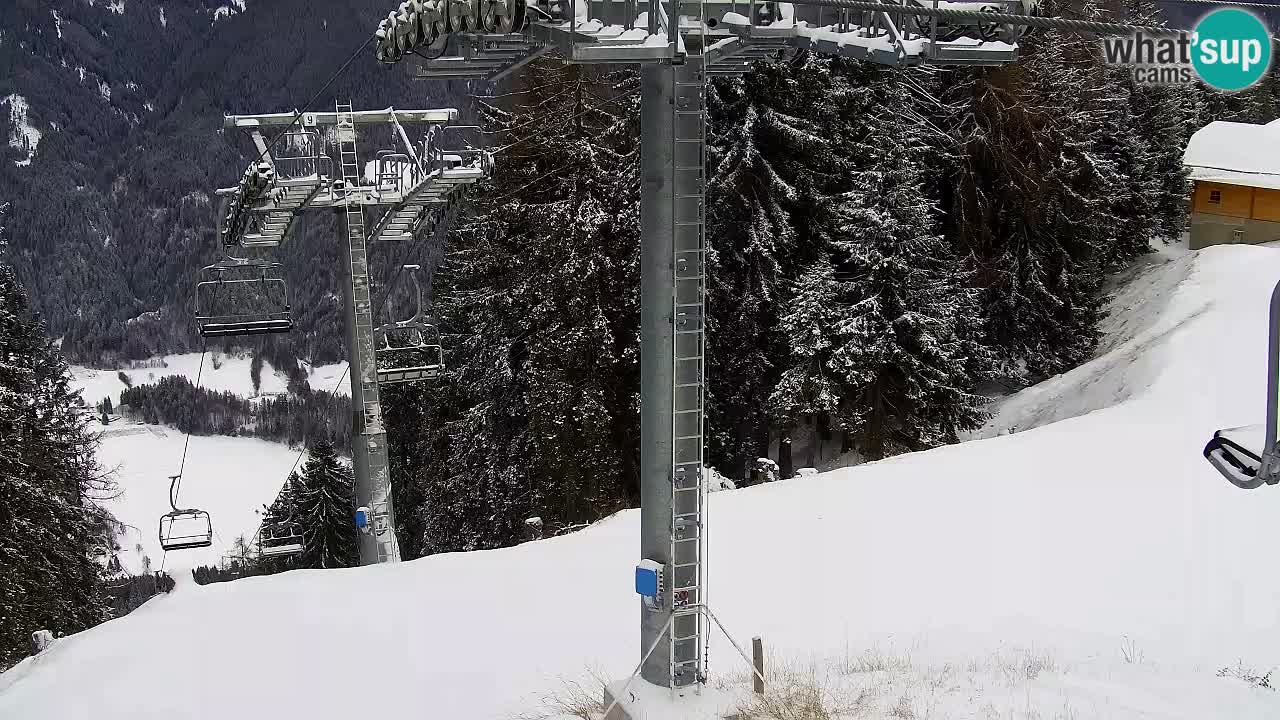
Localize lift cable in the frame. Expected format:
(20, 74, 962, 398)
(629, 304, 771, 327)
(784, 0, 1185, 35)
(159, 339, 211, 573)
(490, 87, 642, 157)
(1157, 0, 1280, 9)
(249, 34, 377, 167)
(170, 344, 209, 503)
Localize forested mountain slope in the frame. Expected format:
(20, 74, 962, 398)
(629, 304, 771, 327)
(0, 0, 460, 365)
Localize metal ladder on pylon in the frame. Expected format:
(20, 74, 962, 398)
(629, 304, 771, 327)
(336, 102, 398, 564)
(668, 56, 708, 689)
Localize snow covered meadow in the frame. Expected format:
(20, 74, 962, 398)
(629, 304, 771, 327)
(4, 243, 1280, 718)
(67, 353, 348, 573)
(70, 353, 348, 405)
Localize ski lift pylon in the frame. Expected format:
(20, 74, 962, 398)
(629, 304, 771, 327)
(375, 264, 444, 384)
(194, 255, 294, 337)
(158, 475, 214, 551)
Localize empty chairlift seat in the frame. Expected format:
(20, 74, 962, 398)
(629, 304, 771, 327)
(258, 507, 305, 557)
(1203, 278, 1280, 490)
(158, 474, 214, 551)
(195, 257, 294, 337)
(375, 264, 444, 384)
(376, 321, 445, 384)
(159, 509, 214, 551)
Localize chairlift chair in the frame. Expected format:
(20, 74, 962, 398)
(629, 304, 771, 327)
(1203, 278, 1280, 489)
(258, 506, 305, 558)
(158, 475, 214, 551)
(375, 264, 444, 385)
(903, 0, 1039, 43)
(194, 256, 294, 337)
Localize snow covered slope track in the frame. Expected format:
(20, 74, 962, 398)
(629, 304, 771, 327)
(5, 244, 1280, 718)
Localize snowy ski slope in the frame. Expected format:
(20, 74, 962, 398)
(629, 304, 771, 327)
(5, 244, 1280, 718)
(95, 424, 304, 574)
(66, 353, 346, 575)
(70, 353, 349, 406)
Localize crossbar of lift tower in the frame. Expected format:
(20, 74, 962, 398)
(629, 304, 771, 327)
(223, 108, 458, 129)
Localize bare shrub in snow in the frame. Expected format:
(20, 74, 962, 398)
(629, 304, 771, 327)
(514, 672, 606, 720)
(1217, 662, 1274, 690)
(994, 648, 1056, 684)
(732, 659, 872, 720)
(1120, 635, 1144, 665)
(838, 646, 913, 676)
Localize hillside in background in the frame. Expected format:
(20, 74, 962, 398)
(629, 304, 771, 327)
(0, 0, 463, 366)
(4, 242, 1280, 719)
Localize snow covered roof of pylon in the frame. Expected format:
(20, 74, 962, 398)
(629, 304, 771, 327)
(1183, 121, 1280, 190)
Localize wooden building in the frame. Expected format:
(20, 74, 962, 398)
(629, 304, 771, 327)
(1183, 119, 1280, 251)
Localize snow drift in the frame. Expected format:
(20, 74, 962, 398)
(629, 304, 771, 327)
(5, 244, 1280, 718)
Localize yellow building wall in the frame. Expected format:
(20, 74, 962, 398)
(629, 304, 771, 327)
(1193, 182, 1253, 218)
(1254, 189, 1280, 223)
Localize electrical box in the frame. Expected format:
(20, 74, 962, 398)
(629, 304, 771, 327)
(636, 559, 664, 601)
(354, 506, 371, 533)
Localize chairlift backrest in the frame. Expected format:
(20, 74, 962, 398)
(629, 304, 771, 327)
(376, 151, 417, 194)
(274, 130, 328, 180)
(375, 265, 444, 384)
(195, 257, 294, 338)
(159, 509, 213, 551)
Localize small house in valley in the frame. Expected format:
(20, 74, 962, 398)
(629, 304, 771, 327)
(1183, 119, 1280, 250)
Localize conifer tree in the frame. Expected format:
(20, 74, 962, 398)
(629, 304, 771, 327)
(0, 259, 116, 669)
(408, 59, 642, 553)
(293, 441, 357, 569)
(705, 55, 834, 479)
(770, 60, 992, 459)
(935, 5, 1133, 381)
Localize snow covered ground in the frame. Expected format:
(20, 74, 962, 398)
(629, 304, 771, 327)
(6, 243, 1280, 718)
(70, 353, 349, 407)
(95, 422, 303, 575)
(67, 351, 338, 576)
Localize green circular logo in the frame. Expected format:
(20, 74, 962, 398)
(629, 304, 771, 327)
(1192, 8, 1272, 92)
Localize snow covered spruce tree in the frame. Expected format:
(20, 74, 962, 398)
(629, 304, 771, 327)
(399, 60, 641, 553)
(934, 5, 1122, 382)
(0, 254, 117, 669)
(765, 58, 993, 460)
(293, 441, 357, 568)
(704, 55, 835, 479)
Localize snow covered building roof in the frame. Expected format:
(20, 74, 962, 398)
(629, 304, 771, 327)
(1183, 119, 1280, 191)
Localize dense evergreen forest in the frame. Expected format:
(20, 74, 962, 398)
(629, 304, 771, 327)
(0, 204, 119, 669)
(117, 375, 352, 449)
(0, 0, 466, 366)
(381, 3, 1280, 557)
